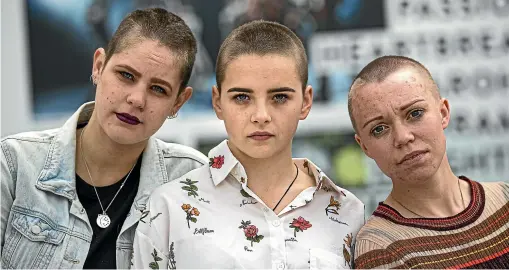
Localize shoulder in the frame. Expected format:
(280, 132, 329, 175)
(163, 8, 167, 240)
(150, 165, 211, 201)
(479, 180, 509, 192)
(355, 214, 397, 247)
(1, 128, 60, 164)
(155, 138, 208, 165)
(2, 128, 59, 147)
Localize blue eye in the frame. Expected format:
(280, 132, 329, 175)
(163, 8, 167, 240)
(371, 125, 387, 137)
(120, 71, 134, 81)
(409, 109, 424, 119)
(151, 85, 167, 95)
(273, 94, 288, 104)
(234, 94, 249, 103)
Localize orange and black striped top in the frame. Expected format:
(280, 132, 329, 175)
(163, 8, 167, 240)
(354, 177, 509, 269)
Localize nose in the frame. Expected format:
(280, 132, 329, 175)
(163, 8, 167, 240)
(250, 101, 271, 124)
(393, 121, 415, 148)
(126, 85, 147, 110)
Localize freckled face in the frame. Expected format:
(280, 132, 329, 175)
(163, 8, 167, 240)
(91, 39, 191, 145)
(212, 54, 313, 159)
(352, 68, 451, 183)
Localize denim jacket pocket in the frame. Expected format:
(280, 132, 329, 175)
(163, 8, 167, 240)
(2, 208, 66, 269)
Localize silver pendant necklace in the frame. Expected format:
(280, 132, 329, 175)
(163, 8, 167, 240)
(79, 127, 136, 229)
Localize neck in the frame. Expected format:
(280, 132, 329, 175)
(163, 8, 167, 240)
(388, 155, 470, 218)
(76, 114, 146, 187)
(229, 141, 314, 213)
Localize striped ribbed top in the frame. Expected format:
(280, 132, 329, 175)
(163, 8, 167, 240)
(354, 177, 509, 269)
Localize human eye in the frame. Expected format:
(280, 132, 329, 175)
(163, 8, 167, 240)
(273, 94, 288, 104)
(151, 85, 167, 95)
(408, 109, 424, 120)
(119, 71, 134, 81)
(370, 125, 388, 137)
(233, 94, 250, 104)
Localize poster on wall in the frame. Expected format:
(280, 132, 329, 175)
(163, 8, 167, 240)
(25, 0, 508, 215)
(25, 0, 385, 120)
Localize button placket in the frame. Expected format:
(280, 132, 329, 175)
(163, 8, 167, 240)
(268, 215, 286, 270)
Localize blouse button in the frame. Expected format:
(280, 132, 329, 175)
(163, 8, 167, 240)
(276, 262, 285, 270)
(31, 225, 41, 234)
(272, 220, 281, 227)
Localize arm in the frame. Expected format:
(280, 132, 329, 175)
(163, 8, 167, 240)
(132, 189, 172, 269)
(0, 142, 16, 256)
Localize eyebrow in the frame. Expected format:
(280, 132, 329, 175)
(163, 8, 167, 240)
(116, 64, 174, 92)
(361, 98, 426, 129)
(226, 87, 296, 93)
(398, 98, 425, 111)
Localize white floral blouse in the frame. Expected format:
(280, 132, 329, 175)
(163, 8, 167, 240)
(132, 140, 365, 269)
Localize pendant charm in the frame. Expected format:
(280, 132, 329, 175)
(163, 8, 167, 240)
(97, 214, 111, 228)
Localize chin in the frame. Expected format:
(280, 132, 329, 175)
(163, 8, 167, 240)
(238, 144, 279, 159)
(390, 165, 438, 184)
(104, 127, 148, 145)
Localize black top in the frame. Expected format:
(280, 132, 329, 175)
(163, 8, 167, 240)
(76, 155, 142, 269)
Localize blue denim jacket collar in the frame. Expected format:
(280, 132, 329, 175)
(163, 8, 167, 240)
(34, 102, 167, 208)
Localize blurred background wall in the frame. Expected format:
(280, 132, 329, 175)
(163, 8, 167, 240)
(1, 0, 508, 215)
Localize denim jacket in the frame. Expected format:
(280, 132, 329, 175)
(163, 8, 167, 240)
(0, 102, 207, 269)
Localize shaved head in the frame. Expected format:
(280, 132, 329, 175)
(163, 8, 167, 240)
(348, 56, 440, 132)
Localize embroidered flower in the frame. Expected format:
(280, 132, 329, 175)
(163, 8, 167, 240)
(181, 204, 191, 211)
(303, 160, 311, 175)
(190, 207, 200, 216)
(149, 249, 162, 269)
(209, 155, 225, 169)
(325, 195, 341, 216)
(180, 178, 199, 197)
(289, 216, 312, 237)
(182, 204, 199, 229)
(343, 233, 353, 267)
(239, 220, 264, 247)
(244, 225, 258, 238)
(240, 188, 252, 198)
(169, 242, 176, 270)
(343, 244, 351, 267)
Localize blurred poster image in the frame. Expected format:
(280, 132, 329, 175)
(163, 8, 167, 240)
(197, 131, 367, 188)
(25, 0, 385, 120)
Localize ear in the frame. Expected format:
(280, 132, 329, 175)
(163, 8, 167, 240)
(92, 48, 106, 79)
(212, 85, 224, 120)
(355, 133, 373, 159)
(439, 98, 451, 130)
(299, 85, 313, 120)
(171, 87, 193, 115)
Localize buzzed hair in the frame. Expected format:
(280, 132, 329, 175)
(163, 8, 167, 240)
(215, 20, 308, 91)
(104, 8, 197, 94)
(347, 55, 439, 132)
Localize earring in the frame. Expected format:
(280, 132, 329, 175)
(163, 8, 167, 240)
(167, 111, 178, 119)
(90, 74, 97, 86)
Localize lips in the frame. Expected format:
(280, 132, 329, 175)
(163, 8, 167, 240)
(398, 150, 428, 165)
(248, 131, 274, 141)
(116, 113, 141, 125)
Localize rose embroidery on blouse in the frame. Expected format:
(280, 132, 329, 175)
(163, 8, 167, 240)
(239, 220, 264, 247)
(209, 155, 225, 169)
(289, 216, 312, 237)
(182, 204, 200, 228)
